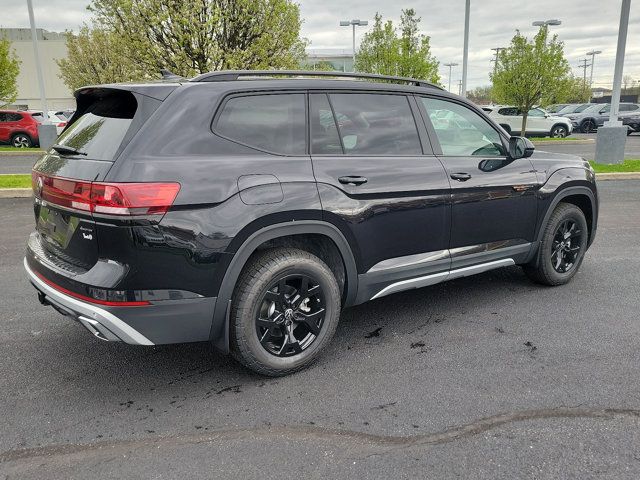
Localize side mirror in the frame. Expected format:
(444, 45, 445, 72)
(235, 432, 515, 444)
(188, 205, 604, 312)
(508, 136, 535, 159)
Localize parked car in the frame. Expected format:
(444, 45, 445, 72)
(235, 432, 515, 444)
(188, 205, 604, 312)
(0, 110, 40, 147)
(489, 106, 573, 137)
(566, 103, 640, 133)
(556, 103, 595, 115)
(621, 111, 640, 135)
(29, 110, 68, 135)
(25, 71, 598, 376)
(545, 103, 570, 114)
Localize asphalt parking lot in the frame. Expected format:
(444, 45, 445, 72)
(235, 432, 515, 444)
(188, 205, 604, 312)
(1, 133, 640, 175)
(1, 181, 639, 479)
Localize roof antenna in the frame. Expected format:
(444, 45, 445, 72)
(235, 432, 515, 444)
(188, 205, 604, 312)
(160, 68, 184, 81)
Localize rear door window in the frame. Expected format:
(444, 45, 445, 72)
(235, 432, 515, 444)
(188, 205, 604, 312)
(328, 93, 422, 155)
(310, 93, 343, 154)
(55, 91, 137, 161)
(214, 93, 306, 155)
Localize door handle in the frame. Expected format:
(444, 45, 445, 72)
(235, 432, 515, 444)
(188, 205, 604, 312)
(450, 172, 471, 182)
(338, 176, 368, 186)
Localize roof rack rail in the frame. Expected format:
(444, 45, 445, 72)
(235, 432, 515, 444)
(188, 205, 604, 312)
(189, 70, 443, 90)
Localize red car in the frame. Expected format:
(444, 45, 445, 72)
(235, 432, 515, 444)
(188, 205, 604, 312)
(0, 110, 40, 147)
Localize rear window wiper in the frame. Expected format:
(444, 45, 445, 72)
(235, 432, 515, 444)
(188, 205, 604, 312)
(51, 144, 87, 156)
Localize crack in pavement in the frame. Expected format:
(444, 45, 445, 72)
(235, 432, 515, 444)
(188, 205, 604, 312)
(2, 407, 639, 465)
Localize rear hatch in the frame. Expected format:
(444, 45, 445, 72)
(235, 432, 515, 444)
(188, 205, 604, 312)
(30, 87, 172, 276)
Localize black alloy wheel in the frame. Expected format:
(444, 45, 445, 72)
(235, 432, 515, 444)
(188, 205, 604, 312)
(550, 219, 583, 273)
(581, 119, 595, 133)
(256, 274, 326, 357)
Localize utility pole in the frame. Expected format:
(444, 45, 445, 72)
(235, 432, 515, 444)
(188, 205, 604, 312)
(490, 47, 504, 76)
(461, 0, 470, 97)
(457, 80, 463, 96)
(578, 58, 591, 88)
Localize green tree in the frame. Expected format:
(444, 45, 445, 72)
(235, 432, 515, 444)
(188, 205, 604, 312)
(467, 85, 493, 104)
(355, 10, 440, 83)
(542, 76, 591, 105)
(490, 26, 570, 135)
(0, 37, 20, 106)
(57, 27, 147, 90)
(88, 0, 306, 77)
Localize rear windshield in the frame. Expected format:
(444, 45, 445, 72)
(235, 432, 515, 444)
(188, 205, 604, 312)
(56, 91, 137, 161)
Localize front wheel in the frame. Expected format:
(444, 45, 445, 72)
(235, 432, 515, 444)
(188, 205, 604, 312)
(580, 120, 595, 134)
(230, 248, 341, 376)
(523, 203, 588, 286)
(550, 125, 568, 138)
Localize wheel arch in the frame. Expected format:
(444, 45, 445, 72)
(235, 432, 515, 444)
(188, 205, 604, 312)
(537, 185, 597, 246)
(209, 221, 358, 353)
(550, 123, 569, 135)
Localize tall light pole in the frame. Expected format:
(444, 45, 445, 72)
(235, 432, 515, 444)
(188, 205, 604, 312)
(444, 63, 458, 93)
(595, 0, 630, 165)
(586, 50, 602, 87)
(461, 0, 470, 97)
(340, 19, 368, 72)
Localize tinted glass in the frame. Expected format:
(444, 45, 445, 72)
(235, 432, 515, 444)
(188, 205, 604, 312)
(0, 113, 7, 122)
(310, 94, 342, 154)
(216, 94, 305, 155)
(55, 92, 137, 161)
(528, 108, 545, 117)
(498, 107, 519, 116)
(328, 93, 421, 155)
(6, 113, 23, 121)
(621, 104, 639, 111)
(421, 97, 505, 157)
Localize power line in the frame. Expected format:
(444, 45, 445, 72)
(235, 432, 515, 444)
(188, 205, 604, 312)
(577, 58, 591, 88)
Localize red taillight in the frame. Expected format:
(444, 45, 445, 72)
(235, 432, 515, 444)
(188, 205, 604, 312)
(32, 172, 180, 216)
(57, 122, 67, 127)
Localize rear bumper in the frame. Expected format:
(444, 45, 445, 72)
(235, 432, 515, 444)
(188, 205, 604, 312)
(24, 258, 217, 345)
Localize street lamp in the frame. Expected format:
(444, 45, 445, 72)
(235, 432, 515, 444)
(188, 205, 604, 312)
(586, 50, 602, 87)
(340, 19, 368, 72)
(532, 19, 562, 27)
(444, 63, 458, 93)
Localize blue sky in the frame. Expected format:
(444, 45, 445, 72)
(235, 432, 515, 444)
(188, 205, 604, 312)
(1, 0, 638, 89)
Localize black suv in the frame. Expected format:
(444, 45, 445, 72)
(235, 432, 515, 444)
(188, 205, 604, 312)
(25, 71, 598, 376)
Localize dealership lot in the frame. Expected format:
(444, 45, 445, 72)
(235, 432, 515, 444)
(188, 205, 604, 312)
(1, 180, 639, 478)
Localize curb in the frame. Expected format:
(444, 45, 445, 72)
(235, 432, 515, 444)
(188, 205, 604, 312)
(595, 172, 640, 180)
(0, 150, 44, 156)
(0, 188, 31, 198)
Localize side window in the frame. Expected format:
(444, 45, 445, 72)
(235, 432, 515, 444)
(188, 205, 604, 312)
(420, 97, 505, 157)
(309, 94, 342, 154)
(528, 108, 545, 117)
(498, 107, 518, 116)
(8, 113, 23, 121)
(215, 93, 305, 155)
(0, 113, 7, 122)
(621, 104, 638, 112)
(328, 93, 422, 155)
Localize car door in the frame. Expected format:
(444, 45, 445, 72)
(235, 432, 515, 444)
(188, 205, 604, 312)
(418, 96, 539, 269)
(526, 108, 548, 134)
(309, 91, 451, 299)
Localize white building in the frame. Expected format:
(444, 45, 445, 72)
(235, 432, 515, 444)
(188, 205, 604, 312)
(2, 28, 75, 110)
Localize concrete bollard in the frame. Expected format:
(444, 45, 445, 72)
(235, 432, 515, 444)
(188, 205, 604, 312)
(37, 124, 58, 151)
(594, 125, 627, 164)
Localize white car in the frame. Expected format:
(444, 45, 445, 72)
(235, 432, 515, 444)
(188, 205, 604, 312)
(28, 110, 68, 135)
(489, 106, 573, 138)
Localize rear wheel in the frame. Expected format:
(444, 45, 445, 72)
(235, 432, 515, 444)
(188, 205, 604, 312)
(11, 134, 32, 148)
(524, 203, 588, 286)
(550, 125, 568, 138)
(230, 248, 341, 376)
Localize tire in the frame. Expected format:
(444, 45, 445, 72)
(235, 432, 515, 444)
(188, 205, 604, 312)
(550, 125, 568, 138)
(230, 247, 341, 376)
(580, 119, 595, 134)
(11, 133, 32, 148)
(523, 203, 588, 286)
